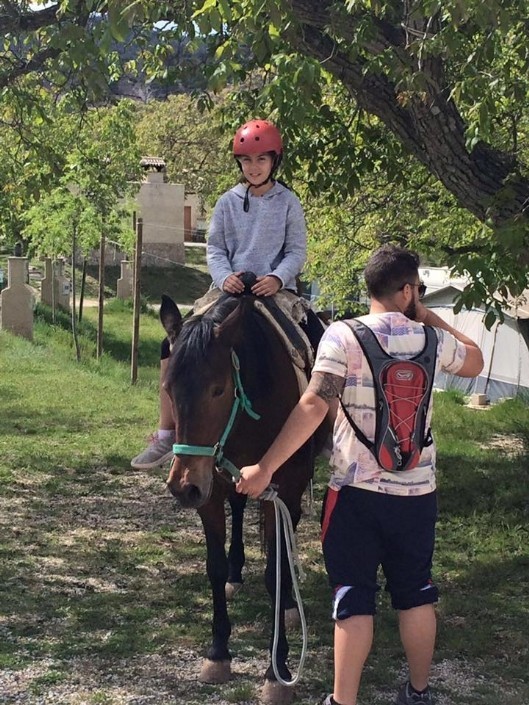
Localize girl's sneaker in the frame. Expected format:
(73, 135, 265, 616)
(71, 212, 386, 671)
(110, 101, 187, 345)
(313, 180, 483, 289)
(130, 432, 174, 469)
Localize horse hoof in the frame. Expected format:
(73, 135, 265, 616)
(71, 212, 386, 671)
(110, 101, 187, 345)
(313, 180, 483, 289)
(198, 658, 231, 684)
(284, 606, 300, 630)
(261, 679, 294, 705)
(225, 581, 243, 601)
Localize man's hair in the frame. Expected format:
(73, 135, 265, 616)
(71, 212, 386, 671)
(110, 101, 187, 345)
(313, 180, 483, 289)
(364, 244, 420, 299)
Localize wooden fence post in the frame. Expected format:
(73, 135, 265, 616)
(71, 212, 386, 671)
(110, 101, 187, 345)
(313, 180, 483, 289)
(131, 217, 143, 384)
(97, 224, 106, 360)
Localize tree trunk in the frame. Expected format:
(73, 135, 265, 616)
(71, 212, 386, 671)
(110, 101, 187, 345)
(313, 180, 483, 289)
(287, 0, 529, 228)
(131, 217, 143, 385)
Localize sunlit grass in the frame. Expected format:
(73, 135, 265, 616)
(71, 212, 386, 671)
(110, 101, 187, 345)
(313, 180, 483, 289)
(1, 304, 529, 704)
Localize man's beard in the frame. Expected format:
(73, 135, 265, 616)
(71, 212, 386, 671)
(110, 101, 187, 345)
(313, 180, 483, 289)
(403, 300, 417, 320)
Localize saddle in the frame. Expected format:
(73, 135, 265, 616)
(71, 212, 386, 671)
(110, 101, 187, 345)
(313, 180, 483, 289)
(253, 291, 315, 394)
(193, 281, 321, 396)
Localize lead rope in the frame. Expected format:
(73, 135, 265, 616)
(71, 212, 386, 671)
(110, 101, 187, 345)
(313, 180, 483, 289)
(256, 485, 308, 686)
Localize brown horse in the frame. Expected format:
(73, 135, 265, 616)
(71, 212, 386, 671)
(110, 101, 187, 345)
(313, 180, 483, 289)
(162, 285, 327, 705)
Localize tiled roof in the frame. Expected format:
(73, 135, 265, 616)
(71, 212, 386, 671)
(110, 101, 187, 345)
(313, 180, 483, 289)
(140, 156, 166, 168)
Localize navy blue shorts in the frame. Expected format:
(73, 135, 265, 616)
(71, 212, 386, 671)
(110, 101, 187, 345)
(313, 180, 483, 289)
(321, 486, 438, 618)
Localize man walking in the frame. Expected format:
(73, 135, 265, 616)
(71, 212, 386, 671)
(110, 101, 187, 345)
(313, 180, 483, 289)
(236, 244, 483, 705)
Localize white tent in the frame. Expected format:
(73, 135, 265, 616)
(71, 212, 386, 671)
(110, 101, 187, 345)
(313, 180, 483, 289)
(420, 279, 529, 401)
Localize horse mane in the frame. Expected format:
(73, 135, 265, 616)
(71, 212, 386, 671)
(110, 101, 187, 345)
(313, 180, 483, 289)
(168, 294, 275, 421)
(172, 294, 237, 369)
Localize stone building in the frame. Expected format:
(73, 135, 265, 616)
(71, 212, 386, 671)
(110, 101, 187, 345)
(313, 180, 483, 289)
(183, 191, 207, 242)
(136, 157, 185, 267)
(87, 157, 203, 267)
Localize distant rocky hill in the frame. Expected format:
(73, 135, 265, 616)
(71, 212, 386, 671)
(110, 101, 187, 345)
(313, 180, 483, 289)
(107, 30, 213, 101)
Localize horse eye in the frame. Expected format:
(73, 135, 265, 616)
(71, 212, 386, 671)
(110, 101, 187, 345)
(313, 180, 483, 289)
(212, 386, 225, 398)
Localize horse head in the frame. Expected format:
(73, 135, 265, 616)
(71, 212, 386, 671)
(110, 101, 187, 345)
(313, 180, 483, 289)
(164, 295, 252, 508)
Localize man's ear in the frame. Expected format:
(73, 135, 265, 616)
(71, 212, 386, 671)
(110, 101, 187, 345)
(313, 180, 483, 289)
(397, 282, 411, 300)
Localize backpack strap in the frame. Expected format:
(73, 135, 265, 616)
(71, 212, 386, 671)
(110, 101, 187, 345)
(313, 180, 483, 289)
(339, 395, 373, 452)
(338, 320, 382, 455)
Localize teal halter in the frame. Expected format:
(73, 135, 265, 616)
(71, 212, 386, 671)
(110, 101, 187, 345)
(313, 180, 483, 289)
(172, 350, 261, 480)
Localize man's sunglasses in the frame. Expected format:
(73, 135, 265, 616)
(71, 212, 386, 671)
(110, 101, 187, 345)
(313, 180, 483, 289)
(400, 281, 427, 299)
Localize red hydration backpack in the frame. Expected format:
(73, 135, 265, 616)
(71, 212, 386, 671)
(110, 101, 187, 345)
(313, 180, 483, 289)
(340, 319, 438, 472)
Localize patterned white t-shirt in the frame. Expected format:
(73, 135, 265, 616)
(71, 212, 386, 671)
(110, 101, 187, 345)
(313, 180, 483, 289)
(314, 312, 467, 496)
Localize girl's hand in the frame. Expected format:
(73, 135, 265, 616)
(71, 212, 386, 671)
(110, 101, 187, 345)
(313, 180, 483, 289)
(223, 272, 245, 294)
(252, 275, 281, 297)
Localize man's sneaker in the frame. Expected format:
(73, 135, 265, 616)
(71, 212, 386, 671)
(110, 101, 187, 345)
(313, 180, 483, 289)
(130, 432, 174, 470)
(394, 682, 433, 705)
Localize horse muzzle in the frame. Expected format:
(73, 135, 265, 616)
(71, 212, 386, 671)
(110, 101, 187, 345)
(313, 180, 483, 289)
(166, 455, 214, 508)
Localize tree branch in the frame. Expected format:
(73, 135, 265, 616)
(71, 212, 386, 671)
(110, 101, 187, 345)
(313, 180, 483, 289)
(0, 3, 60, 33)
(285, 0, 529, 227)
(0, 2, 93, 89)
(0, 46, 61, 88)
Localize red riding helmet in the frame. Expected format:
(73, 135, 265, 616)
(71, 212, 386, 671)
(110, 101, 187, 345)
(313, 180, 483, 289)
(232, 119, 283, 157)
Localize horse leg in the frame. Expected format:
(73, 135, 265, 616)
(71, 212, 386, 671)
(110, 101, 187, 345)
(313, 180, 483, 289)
(267, 509, 300, 630)
(225, 491, 247, 600)
(282, 555, 300, 629)
(198, 498, 232, 684)
(260, 500, 303, 705)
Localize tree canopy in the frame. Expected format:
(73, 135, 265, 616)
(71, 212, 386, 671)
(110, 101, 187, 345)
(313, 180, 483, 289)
(3, 1, 529, 313)
(190, 0, 529, 310)
(135, 94, 233, 205)
(0, 87, 140, 251)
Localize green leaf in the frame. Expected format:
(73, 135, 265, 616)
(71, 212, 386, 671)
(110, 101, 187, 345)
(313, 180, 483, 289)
(108, 2, 131, 42)
(217, 0, 232, 22)
(192, 0, 219, 19)
(484, 309, 497, 331)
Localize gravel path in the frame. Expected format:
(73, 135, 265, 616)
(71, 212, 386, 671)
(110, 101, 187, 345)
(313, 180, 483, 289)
(1, 470, 526, 705)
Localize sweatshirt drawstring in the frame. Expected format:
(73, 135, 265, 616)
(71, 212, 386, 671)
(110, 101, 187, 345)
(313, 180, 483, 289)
(243, 184, 251, 212)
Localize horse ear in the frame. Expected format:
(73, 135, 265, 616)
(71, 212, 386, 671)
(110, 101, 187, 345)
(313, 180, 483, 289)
(160, 294, 183, 343)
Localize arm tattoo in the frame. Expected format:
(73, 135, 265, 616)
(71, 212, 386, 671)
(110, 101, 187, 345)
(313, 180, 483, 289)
(308, 371, 344, 402)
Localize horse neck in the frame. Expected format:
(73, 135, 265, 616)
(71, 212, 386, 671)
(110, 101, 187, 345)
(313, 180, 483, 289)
(232, 317, 300, 447)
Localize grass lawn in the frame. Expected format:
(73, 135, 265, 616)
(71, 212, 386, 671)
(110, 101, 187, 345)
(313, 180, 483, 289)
(0, 304, 528, 705)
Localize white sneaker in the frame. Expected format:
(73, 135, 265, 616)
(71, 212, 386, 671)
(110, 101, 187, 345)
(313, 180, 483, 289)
(130, 432, 174, 470)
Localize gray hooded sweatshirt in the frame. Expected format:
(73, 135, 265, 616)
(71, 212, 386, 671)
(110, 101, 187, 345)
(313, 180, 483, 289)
(206, 182, 307, 291)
